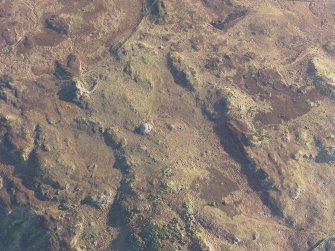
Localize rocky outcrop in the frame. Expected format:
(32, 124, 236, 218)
(308, 58, 335, 99)
(204, 94, 283, 216)
(211, 7, 249, 30)
(311, 237, 335, 251)
(58, 80, 88, 108)
(147, 0, 168, 24)
(167, 52, 198, 91)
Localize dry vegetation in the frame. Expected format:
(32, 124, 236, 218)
(0, 0, 335, 250)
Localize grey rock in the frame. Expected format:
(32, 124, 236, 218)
(138, 123, 153, 135)
(81, 191, 115, 209)
(58, 203, 75, 211)
(208, 201, 217, 207)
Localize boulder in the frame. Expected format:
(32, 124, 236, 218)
(138, 123, 153, 135)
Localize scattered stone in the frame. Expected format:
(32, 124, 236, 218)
(74, 118, 101, 134)
(291, 151, 302, 161)
(133, 207, 141, 213)
(81, 191, 115, 209)
(241, 134, 262, 148)
(208, 201, 217, 207)
(204, 57, 224, 72)
(252, 232, 259, 240)
(138, 123, 153, 135)
(226, 233, 241, 245)
(0, 176, 3, 190)
(58, 203, 75, 211)
(326, 134, 334, 139)
(297, 86, 307, 94)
